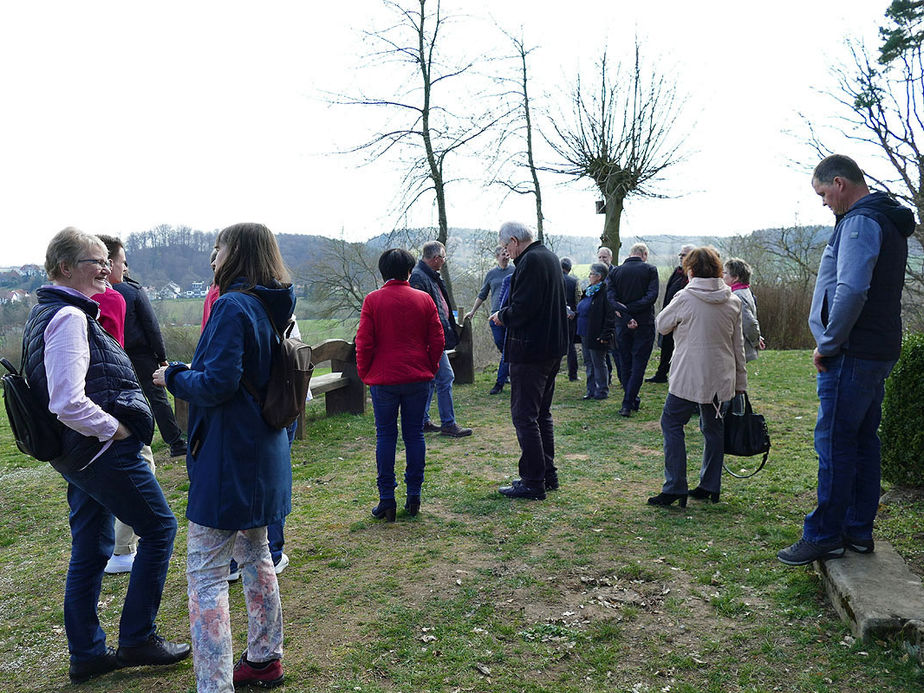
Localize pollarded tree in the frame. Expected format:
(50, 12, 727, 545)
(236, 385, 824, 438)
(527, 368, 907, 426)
(545, 40, 687, 257)
(344, 0, 507, 304)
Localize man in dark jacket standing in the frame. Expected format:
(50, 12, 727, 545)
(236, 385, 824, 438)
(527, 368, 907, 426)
(409, 241, 472, 438)
(778, 154, 915, 566)
(647, 244, 694, 383)
(561, 258, 580, 381)
(606, 243, 659, 417)
(490, 222, 568, 499)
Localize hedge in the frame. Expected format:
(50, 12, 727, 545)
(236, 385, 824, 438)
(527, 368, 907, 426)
(881, 332, 924, 487)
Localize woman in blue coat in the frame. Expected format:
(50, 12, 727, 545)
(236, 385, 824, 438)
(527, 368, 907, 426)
(155, 223, 294, 692)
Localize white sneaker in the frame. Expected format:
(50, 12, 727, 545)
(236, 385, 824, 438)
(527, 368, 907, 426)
(274, 553, 289, 575)
(104, 552, 135, 574)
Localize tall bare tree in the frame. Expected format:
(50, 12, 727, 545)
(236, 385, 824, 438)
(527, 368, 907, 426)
(545, 40, 687, 256)
(487, 30, 545, 241)
(344, 0, 504, 303)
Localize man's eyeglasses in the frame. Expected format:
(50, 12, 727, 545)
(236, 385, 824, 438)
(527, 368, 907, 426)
(78, 258, 112, 269)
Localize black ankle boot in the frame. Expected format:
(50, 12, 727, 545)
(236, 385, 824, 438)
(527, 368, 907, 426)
(647, 492, 687, 508)
(371, 502, 397, 522)
(689, 486, 720, 503)
(405, 495, 420, 516)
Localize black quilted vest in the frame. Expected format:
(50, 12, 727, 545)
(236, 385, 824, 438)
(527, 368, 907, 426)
(23, 286, 154, 472)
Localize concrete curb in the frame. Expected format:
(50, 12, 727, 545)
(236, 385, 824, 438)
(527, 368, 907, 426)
(815, 540, 924, 655)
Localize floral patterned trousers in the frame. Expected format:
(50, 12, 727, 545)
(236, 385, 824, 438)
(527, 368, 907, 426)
(186, 522, 284, 693)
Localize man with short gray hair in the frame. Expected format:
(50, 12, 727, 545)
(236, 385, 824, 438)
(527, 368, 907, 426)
(410, 241, 472, 438)
(490, 222, 569, 500)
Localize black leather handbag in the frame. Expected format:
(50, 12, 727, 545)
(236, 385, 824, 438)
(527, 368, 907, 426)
(723, 393, 770, 478)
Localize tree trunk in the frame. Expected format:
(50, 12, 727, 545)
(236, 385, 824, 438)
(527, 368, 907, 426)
(600, 194, 624, 257)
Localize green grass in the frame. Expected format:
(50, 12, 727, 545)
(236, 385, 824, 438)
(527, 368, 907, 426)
(0, 349, 922, 691)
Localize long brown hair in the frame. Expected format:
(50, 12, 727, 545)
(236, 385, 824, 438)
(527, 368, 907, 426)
(213, 223, 290, 293)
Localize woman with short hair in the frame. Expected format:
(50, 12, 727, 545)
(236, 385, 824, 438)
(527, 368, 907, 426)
(155, 222, 294, 691)
(575, 262, 616, 400)
(356, 248, 444, 520)
(24, 228, 188, 685)
(723, 257, 765, 361)
(648, 246, 747, 507)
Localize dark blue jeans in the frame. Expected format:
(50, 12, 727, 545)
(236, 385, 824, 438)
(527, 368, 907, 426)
(370, 382, 430, 499)
(510, 357, 561, 488)
(490, 321, 509, 386)
(60, 437, 178, 663)
(803, 354, 896, 544)
(617, 323, 655, 409)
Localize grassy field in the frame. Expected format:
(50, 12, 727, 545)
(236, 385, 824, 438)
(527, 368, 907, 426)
(1, 350, 923, 692)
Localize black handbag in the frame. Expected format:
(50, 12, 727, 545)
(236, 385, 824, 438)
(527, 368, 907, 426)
(723, 392, 770, 478)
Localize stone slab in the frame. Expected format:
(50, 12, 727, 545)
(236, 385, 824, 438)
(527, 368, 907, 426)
(815, 540, 924, 643)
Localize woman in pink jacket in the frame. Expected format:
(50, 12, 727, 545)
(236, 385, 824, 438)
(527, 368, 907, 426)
(356, 249, 444, 521)
(648, 246, 747, 508)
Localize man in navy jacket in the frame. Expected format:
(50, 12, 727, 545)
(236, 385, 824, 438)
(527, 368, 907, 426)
(606, 243, 659, 417)
(779, 154, 915, 566)
(490, 222, 568, 499)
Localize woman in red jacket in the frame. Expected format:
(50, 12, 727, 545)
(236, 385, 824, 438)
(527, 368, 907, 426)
(356, 249, 444, 521)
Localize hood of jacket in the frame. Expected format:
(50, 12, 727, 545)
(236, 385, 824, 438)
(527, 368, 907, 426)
(684, 277, 733, 305)
(847, 192, 916, 238)
(228, 278, 296, 333)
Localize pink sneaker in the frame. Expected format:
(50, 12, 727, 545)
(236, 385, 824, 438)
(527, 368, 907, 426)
(233, 653, 284, 688)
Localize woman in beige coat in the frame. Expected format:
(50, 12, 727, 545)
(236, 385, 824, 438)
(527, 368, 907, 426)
(648, 247, 748, 507)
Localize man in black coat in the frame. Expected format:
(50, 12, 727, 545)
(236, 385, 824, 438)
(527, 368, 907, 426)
(647, 244, 694, 383)
(490, 222, 568, 500)
(561, 258, 580, 381)
(606, 242, 659, 417)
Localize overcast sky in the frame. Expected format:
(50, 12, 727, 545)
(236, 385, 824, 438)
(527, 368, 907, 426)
(1, 1, 887, 266)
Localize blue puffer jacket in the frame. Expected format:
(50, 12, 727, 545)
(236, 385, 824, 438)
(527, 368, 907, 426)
(165, 280, 296, 530)
(23, 286, 154, 473)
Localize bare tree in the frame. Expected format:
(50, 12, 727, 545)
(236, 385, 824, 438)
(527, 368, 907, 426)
(303, 236, 382, 323)
(343, 0, 506, 304)
(544, 40, 687, 257)
(487, 29, 545, 241)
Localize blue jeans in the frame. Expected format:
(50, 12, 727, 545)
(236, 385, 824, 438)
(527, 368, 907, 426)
(660, 393, 725, 495)
(60, 437, 178, 663)
(370, 382, 430, 499)
(582, 344, 608, 398)
(424, 350, 455, 427)
(803, 354, 896, 544)
(489, 321, 509, 386)
(617, 323, 655, 409)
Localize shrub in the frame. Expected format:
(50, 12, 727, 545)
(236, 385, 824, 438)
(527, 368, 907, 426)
(881, 332, 924, 487)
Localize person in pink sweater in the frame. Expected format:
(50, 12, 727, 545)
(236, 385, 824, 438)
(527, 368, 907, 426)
(355, 248, 444, 520)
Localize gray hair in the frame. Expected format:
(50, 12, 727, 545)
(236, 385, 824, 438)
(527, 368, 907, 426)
(629, 242, 649, 257)
(589, 262, 609, 277)
(45, 227, 107, 280)
(499, 221, 534, 245)
(421, 240, 445, 260)
(724, 257, 752, 284)
(680, 244, 695, 254)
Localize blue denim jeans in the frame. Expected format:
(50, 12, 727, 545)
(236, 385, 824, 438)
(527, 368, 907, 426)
(803, 354, 896, 544)
(60, 437, 178, 663)
(489, 321, 509, 386)
(582, 344, 608, 398)
(370, 381, 430, 499)
(424, 350, 455, 427)
(660, 393, 725, 495)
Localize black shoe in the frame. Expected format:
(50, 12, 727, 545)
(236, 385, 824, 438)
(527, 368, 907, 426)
(582, 394, 594, 400)
(372, 502, 397, 522)
(169, 439, 188, 457)
(844, 535, 875, 554)
(645, 375, 668, 383)
(489, 383, 504, 395)
(647, 492, 687, 508)
(116, 634, 190, 668)
(405, 495, 420, 516)
(619, 407, 632, 417)
(423, 421, 442, 433)
(568, 376, 578, 382)
(69, 647, 121, 684)
(499, 480, 546, 500)
(544, 476, 559, 491)
(777, 538, 845, 566)
(440, 423, 473, 438)
(689, 486, 720, 503)
(632, 397, 641, 411)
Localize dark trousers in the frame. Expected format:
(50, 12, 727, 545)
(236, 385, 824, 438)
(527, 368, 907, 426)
(566, 322, 578, 379)
(489, 321, 510, 386)
(617, 323, 655, 410)
(660, 393, 724, 494)
(509, 357, 561, 488)
(131, 352, 184, 446)
(653, 331, 675, 378)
